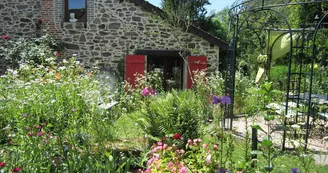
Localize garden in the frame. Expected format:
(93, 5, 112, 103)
(0, 32, 328, 173)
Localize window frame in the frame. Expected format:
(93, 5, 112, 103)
(64, 0, 87, 22)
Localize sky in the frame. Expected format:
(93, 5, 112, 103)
(69, 0, 85, 9)
(147, 0, 236, 14)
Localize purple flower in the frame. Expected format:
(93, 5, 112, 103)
(290, 168, 300, 173)
(221, 96, 231, 105)
(212, 95, 222, 105)
(212, 95, 231, 105)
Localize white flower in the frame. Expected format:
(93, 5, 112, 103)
(59, 66, 66, 70)
(206, 154, 212, 164)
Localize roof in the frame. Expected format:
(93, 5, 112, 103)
(130, 0, 228, 50)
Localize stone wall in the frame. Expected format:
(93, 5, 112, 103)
(0, 0, 221, 74)
(48, 0, 220, 72)
(0, 0, 42, 73)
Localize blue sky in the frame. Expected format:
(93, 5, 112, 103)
(147, 0, 235, 14)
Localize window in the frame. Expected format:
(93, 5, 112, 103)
(65, 0, 87, 22)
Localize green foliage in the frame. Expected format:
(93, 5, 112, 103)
(160, 0, 227, 39)
(144, 90, 205, 142)
(161, 0, 210, 28)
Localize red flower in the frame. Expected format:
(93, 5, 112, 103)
(11, 167, 21, 172)
(3, 35, 8, 40)
(173, 133, 181, 140)
(27, 133, 33, 137)
(0, 162, 6, 167)
(55, 52, 60, 57)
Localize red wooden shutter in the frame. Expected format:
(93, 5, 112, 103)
(187, 56, 207, 89)
(125, 55, 145, 87)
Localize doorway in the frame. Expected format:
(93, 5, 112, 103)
(147, 55, 183, 90)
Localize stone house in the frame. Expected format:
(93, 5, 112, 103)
(0, 0, 227, 89)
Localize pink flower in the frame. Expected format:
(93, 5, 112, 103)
(3, 35, 8, 40)
(167, 161, 173, 168)
(171, 167, 177, 173)
(37, 131, 44, 136)
(157, 141, 162, 146)
(163, 143, 168, 150)
(25, 127, 30, 131)
(179, 167, 187, 173)
(206, 154, 212, 164)
(144, 168, 151, 173)
(11, 167, 21, 172)
(187, 139, 192, 144)
(202, 143, 208, 148)
(141, 87, 156, 97)
(0, 162, 6, 167)
(34, 124, 41, 129)
(180, 149, 185, 154)
(213, 144, 218, 150)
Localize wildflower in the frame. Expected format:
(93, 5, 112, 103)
(290, 168, 300, 173)
(212, 95, 222, 105)
(157, 141, 163, 146)
(173, 133, 181, 140)
(206, 154, 212, 164)
(221, 96, 231, 105)
(37, 131, 44, 136)
(180, 149, 185, 154)
(55, 52, 60, 57)
(213, 144, 218, 150)
(144, 168, 151, 173)
(11, 167, 21, 172)
(187, 139, 192, 144)
(179, 167, 187, 173)
(202, 143, 208, 148)
(25, 126, 30, 131)
(141, 87, 156, 97)
(163, 143, 168, 150)
(3, 35, 8, 40)
(212, 95, 231, 105)
(27, 133, 33, 137)
(0, 162, 6, 167)
(34, 124, 41, 129)
(167, 161, 173, 168)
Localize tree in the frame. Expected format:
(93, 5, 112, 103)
(160, 0, 227, 40)
(160, 0, 210, 28)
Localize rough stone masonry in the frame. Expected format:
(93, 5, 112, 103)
(0, 0, 223, 74)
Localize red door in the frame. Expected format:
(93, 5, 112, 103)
(125, 55, 145, 87)
(187, 56, 207, 89)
